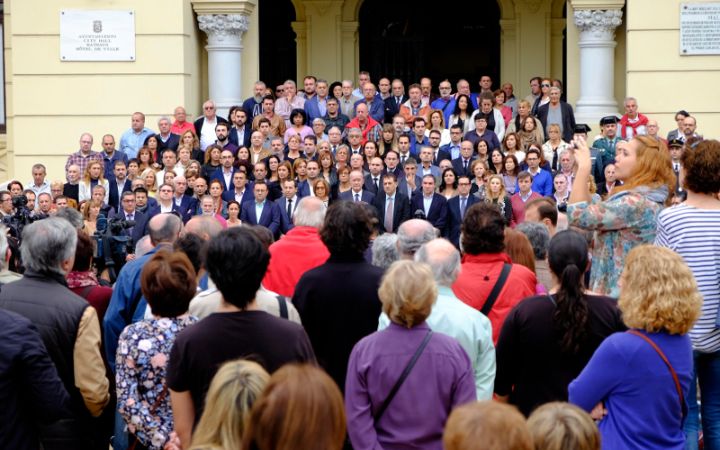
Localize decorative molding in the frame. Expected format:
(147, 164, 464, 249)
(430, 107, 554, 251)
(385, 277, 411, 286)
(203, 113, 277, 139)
(573, 9, 623, 34)
(197, 14, 249, 39)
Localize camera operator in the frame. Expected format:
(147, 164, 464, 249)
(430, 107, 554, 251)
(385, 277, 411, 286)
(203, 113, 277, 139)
(109, 191, 149, 258)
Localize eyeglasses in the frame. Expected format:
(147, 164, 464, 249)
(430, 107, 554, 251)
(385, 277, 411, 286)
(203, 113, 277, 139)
(204, 106, 215, 110)
(541, 84, 551, 88)
(458, 182, 471, 186)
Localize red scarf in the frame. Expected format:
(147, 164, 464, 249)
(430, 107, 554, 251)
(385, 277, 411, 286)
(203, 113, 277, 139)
(619, 113, 649, 139)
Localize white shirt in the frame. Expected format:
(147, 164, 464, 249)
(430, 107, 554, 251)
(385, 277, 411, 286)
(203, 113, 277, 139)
(200, 117, 218, 150)
(423, 194, 433, 216)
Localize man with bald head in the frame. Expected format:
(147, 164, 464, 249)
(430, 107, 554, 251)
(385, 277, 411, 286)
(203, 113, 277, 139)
(379, 238, 495, 399)
(104, 213, 183, 371)
(340, 170, 375, 203)
(120, 112, 155, 158)
(353, 82, 385, 123)
(396, 218, 437, 259)
(194, 100, 229, 151)
(344, 102, 382, 145)
(183, 215, 223, 242)
(65, 132, 104, 181)
(263, 197, 330, 297)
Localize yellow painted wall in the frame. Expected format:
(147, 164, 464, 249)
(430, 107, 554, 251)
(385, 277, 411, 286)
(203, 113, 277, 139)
(5, 0, 206, 182)
(4, 0, 259, 182)
(627, 0, 720, 138)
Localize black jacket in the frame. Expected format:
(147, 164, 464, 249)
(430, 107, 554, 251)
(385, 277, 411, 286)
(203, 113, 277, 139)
(293, 255, 384, 391)
(536, 102, 577, 143)
(0, 271, 100, 446)
(0, 308, 71, 450)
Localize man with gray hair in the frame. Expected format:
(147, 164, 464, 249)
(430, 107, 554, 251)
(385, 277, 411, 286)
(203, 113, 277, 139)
(104, 213, 183, 372)
(0, 217, 110, 447)
(516, 222, 552, 292)
(371, 233, 399, 270)
(263, 197, 330, 297)
(396, 218, 437, 259)
(378, 238, 496, 400)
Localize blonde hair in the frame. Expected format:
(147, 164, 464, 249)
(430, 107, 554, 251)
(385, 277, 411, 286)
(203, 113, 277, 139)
(615, 136, 675, 204)
(527, 402, 600, 450)
(619, 245, 702, 334)
(485, 174, 507, 201)
(444, 401, 533, 450)
(190, 360, 270, 450)
(379, 260, 437, 328)
(140, 168, 158, 192)
(242, 364, 346, 450)
(587, 174, 597, 195)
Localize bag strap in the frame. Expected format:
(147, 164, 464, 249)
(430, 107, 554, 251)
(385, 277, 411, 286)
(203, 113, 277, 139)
(150, 384, 169, 415)
(80, 285, 94, 299)
(626, 330, 687, 420)
(481, 263, 512, 316)
(374, 330, 433, 421)
(276, 295, 288, 319)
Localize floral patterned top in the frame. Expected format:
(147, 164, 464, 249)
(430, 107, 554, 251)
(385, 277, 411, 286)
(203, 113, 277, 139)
(567, 186, 668, 297)
(116, 316, 198, 450)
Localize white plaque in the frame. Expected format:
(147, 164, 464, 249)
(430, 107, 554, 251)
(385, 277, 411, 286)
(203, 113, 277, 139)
(680, 3, 720, 55)
(60, 10, 135, 61)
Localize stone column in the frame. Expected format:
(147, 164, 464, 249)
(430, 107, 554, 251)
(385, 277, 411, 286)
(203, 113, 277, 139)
(573, 9, 623, 125)
(196, 14, 249, 118)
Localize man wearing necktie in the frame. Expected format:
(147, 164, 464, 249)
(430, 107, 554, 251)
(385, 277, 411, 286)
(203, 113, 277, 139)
(444, 175, 478, 249)
(340, 171, 375, 204)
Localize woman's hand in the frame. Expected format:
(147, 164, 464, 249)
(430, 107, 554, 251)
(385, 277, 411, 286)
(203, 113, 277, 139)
(572, 136, 592, 172)
(590, 402, 607, 420)
(164, 431, 181, 450)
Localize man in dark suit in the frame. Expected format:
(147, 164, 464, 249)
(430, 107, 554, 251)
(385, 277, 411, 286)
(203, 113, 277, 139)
(371, 173, 412, 234)
(382, 150, 403, 179)
(444, 175, 479, 248)
(410, 175, 448, 231)
(397, 158, 422, 201)
(340, 170, 375, 204)
(108, 160, 132, 213)
(172, 176, 197, 223)
(221, 171, 254, 205)
(146, 183, 183, 219)
(211, 149, 239, 192)
(429, 130, 451, 166)
(451, 140, 477, 177)
(193, 100, 228, 150)
(383, 79, 406, 124)
(155, 117, 180, 156)
(293, 201, 384, 390)
(228, 107, 252, 149)
(363, 157, 384, 195)
(277, 179, 302, 235)
(240, 180, 281, 238)
(109, 191, 149, 247)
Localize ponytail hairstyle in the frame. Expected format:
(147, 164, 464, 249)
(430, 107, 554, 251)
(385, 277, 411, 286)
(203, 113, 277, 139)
(548, 230, 590, 354)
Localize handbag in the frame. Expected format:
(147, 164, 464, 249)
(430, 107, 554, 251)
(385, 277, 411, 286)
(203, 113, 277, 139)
(374, 330, 433, 421)
(627, 330, 687, 420)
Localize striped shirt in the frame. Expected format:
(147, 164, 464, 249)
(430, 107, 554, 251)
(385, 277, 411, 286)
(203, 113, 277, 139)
(655, 204, 720, 352)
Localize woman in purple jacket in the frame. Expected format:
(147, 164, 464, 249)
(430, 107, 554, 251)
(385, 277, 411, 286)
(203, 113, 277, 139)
(569, 245, 701, 449)
(345, 260, 476, 450)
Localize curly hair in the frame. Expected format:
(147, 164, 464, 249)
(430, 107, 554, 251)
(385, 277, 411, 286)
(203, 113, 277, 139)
(619, 245, 702, 335)
(320, 201, 374, 258)
(681, 139, 720, 194)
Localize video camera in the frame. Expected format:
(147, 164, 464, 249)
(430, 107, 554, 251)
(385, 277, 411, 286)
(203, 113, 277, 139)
(2, 194, 48, 241)
(93, 214, 135, 283)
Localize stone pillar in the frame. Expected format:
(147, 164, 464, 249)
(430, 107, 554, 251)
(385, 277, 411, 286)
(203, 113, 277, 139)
(573, 9, 623, 125)
(196, 14, 249, 119)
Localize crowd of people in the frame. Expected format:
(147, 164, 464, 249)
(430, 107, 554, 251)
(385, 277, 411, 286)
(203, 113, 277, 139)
(0, 71, 717, 450)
